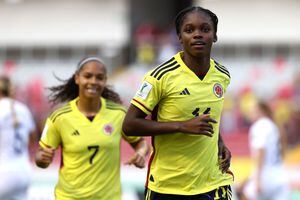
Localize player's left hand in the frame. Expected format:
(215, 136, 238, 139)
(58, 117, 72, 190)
(125, 152, 146, 168)
(218, 144, 231, 173)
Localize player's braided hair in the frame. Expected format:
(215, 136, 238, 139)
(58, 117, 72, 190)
(175, 6, 218, 37)
(48, 57, 122, 105)
(0, 75, 11, 97)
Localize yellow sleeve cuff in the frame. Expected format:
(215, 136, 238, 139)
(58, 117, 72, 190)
(131, 98, 152, 115)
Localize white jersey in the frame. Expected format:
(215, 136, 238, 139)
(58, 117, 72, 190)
(0, 97, 35, 165)
(0, 97, 36, 200)
(245, 117, 289, 200)
(249, 117, 282, 168)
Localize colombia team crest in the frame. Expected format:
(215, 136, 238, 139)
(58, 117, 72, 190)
(213, 83, 223, 98)
(103, 124, 114, 135)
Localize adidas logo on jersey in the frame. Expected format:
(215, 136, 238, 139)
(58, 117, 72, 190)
(180, 88, 190, 95)
(72, 130, 80, 136)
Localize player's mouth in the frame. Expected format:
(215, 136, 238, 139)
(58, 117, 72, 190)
(191, 41, 206, 47)
(86, 87, 99, 95)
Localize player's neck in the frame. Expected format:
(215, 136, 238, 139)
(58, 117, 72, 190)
(182, 53, 211, 75)
(76, 97, 101, 116)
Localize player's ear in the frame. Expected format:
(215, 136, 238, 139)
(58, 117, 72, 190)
(178, 34, 183, 44)
(74, 73, 79, 85)
(213, 35, 218, 43)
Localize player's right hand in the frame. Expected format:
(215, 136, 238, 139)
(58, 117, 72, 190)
(35, 147, 55, 168)
(180, 114, 217, 137)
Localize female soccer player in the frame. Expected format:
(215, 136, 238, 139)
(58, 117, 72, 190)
(123, 6, 233, 200)
(0, 75, 37, 200)
(240, 101, 290, 200)
(35, 57, 149, 199)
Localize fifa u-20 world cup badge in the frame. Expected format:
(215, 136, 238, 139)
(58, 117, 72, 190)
(136, 81, 152, 100)
(213, 83, 223, 98)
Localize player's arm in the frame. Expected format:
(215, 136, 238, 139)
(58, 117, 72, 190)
(277, 122, 287, 158)
(218, 133, 232, 173)
(25, 106, 38, 160)
(122, 104, 217, 137)
(254, 148, 265, 194)
(28, 129, 38, 160)
(125, 138, 150, 168)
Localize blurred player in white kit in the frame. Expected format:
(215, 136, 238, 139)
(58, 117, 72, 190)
(0, 75, 36, 200)
(239, 100, 290, 200)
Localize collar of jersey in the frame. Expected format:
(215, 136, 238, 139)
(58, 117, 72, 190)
(70, 97, 106, 124)
(174, 51, 215, 82)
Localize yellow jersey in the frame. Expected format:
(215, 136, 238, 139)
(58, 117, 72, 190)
(40, 97, 140, 200)
(131, 51, 233, 195)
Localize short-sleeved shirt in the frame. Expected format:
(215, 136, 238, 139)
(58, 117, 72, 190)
(0, 97, 35, 168)
(40, 97, 140, 200)
(131, 52, 233, 195)
(249, 117, 283, 167)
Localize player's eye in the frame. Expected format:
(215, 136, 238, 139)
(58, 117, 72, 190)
(201, 24, 212, 33)
(83, 74, 92, 78)
(183, 25, 193, 33)
(202, 27, 210, 33)
(96, 75, 105, 81)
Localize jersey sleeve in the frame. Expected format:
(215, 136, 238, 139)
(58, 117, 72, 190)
(250, 121, 270, 149)
(23, 106, 36, 133)
(131, 71, 163, 115)
(39, 118, 61, 149)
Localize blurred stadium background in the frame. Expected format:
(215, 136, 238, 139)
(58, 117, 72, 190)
(1, 0, 300, 199)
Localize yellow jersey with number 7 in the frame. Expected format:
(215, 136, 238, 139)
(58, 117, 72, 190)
(39, 97, 140, 200)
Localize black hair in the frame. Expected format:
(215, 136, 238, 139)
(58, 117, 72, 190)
(0, 75, 11, 97)
(175, 6, 218, 37)
(48, 57, 122, 105)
